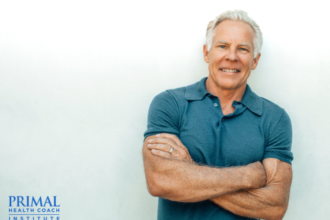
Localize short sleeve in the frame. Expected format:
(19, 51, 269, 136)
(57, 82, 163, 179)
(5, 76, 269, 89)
(263, 110, 294, 164)
(143, 91, 180, 140)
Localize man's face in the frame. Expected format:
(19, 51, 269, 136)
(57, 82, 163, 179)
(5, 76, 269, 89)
(203, 20, 261, 91)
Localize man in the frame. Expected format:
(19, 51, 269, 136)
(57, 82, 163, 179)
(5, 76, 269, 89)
(142, 10, 293, 220)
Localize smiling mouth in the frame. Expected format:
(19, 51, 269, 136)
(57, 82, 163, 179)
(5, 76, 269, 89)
(220, 68, 240, 73)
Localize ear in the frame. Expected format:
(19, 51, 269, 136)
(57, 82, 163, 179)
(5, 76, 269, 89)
(203, 44, 209, 63)
(251, 53, 261, 70)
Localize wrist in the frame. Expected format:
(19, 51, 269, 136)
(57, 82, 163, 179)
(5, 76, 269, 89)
(241, 166, 254, 189)
(244, 162, 267, 189)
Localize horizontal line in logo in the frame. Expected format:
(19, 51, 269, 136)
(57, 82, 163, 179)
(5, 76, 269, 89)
(9, 214, 60, 215)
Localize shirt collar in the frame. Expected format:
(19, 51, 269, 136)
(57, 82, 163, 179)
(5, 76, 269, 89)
(185, 77, 263, 116)
(185, 77, 209, 101)
(239, 84, 263, 116)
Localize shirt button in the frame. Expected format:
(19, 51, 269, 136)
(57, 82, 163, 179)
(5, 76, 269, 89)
(214, 103, 218, 107)
(221, 118, 225, 122)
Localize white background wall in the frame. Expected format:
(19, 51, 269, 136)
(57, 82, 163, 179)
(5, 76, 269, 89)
(0, 0, 329, 219)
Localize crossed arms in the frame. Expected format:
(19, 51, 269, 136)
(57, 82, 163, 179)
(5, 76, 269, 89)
(142, 133, 292, 220)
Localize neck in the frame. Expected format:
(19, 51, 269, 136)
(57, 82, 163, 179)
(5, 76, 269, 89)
(205, 78, 247, 115)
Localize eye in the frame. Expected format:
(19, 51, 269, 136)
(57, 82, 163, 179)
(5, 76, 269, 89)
(219, 45, 226, 49)
(239, 48, 248, 51)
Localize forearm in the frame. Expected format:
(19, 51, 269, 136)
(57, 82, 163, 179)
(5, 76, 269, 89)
(145, 157, 250, 202)
(210, 159, 292, 220)
(210, 186, 288, 220)
(147, 159, 249, 202)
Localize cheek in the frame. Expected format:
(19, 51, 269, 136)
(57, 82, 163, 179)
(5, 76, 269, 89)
(210, 57, 223, 68)
(240, 57, 253, 70)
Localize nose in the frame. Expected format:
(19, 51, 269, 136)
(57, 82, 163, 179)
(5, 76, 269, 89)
(225, 48, 238, 61)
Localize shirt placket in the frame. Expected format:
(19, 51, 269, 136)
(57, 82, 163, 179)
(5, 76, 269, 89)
(207, 94, 224, 166)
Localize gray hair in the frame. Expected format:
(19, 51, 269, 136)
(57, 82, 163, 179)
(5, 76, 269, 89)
(205, 10, 263, 58)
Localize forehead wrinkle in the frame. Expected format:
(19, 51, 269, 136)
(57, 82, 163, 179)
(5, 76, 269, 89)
(216, 40, 229, 44)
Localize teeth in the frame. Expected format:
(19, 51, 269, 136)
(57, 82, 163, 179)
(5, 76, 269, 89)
(222, 69, 238, 73)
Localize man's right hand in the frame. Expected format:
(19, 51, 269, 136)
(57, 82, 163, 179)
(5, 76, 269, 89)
(246, 161, 267, 189)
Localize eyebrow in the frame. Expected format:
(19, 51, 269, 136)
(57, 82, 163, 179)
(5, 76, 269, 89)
(238, 43, 252, 50)
(216, 40, 252, 50)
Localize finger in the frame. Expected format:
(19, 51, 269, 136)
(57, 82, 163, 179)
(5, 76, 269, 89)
(147, 143, 171, 152)
(148, 137, 189, 158)
(156, 133, 183, 147)
(150, 138, 187, 156)
(156, 133, 189, 153)
(148, 143, 181, 157)
(151, 149, 174, 159)
(148, 137, 177, 147)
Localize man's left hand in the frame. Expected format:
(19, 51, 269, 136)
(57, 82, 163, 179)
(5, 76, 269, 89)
(147, 133, 194, 163)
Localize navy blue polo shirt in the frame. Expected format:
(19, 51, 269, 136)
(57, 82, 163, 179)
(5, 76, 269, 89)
(144, 77, 293, 220)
